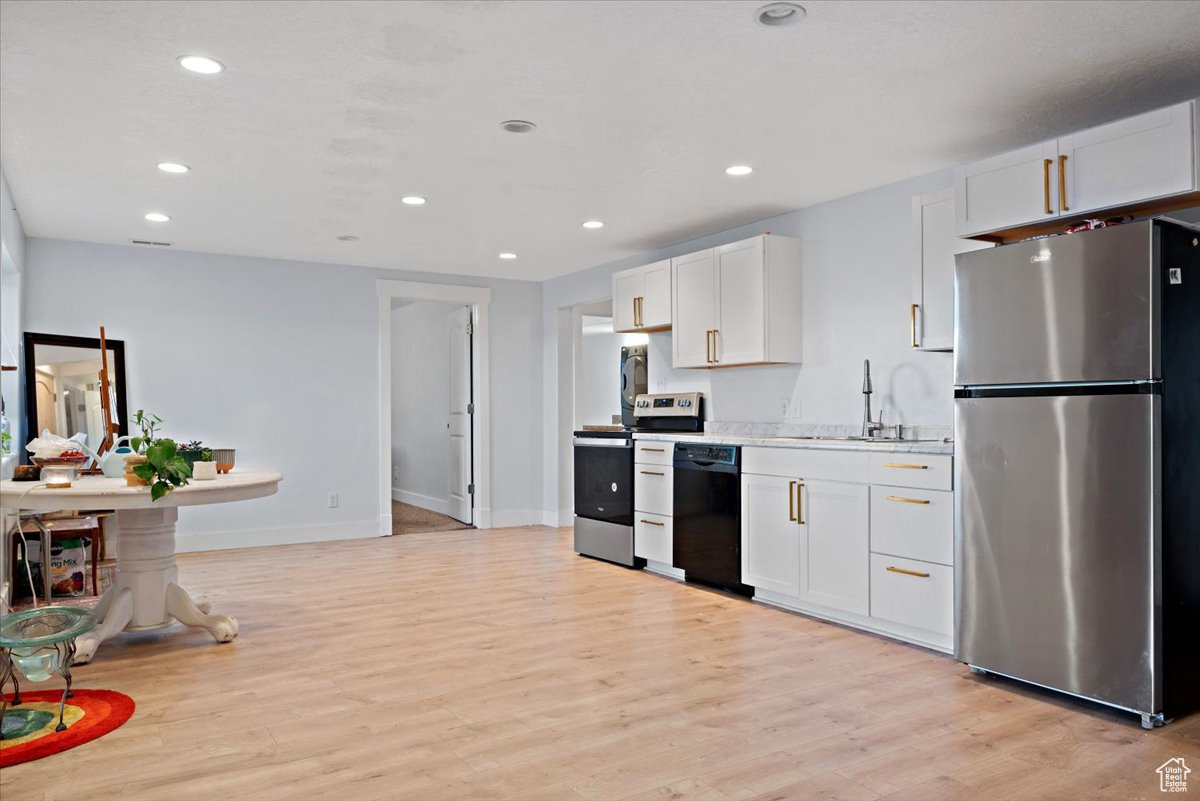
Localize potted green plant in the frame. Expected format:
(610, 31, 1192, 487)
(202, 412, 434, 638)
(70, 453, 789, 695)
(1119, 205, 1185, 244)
(125, 410, 192, 500)
(176, 440, 213, 472)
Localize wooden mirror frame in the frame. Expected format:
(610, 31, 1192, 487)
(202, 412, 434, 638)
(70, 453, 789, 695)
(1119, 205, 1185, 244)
(21, 331, 130, 463)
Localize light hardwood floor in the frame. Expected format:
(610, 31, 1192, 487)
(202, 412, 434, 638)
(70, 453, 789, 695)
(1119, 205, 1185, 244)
(2, 526, 1198, 801)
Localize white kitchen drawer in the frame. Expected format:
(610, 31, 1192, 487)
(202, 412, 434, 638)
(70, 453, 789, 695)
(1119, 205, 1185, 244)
(633, 441, 674, 466)
(869, 554, 953, 638)
(635, 465, 673, 516)
(870, 486, 954, 566)
(867, 452, 952, 491)
(742, 447, 869, 484)
(635, 513, 673, 564)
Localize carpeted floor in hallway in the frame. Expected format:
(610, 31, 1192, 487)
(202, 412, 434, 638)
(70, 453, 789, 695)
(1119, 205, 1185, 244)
(391, 501, 474, 535)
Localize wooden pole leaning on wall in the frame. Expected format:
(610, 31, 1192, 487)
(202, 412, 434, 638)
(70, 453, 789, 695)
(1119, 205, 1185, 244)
(96, 325, 118, 462)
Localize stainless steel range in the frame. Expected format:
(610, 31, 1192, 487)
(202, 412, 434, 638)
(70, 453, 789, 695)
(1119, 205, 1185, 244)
(572, 392, 703, 567)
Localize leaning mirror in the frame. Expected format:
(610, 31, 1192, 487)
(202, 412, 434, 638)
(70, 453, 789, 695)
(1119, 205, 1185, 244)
(21, 332, 130, 463)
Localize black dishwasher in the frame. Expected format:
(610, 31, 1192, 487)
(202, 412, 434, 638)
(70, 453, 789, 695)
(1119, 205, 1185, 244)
(673, 444, 752, 597)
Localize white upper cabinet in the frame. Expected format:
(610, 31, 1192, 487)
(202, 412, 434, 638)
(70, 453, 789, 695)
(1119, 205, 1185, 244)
(911, 188, 991, 351)
(955, 140, 1060, 237)
(613, 259, 672, 333)
(671, 248, 717, 367)
(956, 99, 1198, 238)
(672, 234, 802, 369)
(1060, 102, 1197, 216)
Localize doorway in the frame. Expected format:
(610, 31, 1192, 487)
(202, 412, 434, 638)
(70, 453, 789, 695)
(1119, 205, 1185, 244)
(377, 280, 492, 535)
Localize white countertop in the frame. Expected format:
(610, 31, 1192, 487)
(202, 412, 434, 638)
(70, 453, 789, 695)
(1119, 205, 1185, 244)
(633, 432, 953, 455)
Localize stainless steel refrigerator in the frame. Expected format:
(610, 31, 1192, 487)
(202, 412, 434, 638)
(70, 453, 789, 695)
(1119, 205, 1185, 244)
(954, 218, 1199, 728)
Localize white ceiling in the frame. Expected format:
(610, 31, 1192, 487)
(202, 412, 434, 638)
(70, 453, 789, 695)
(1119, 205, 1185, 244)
(2, 1, 1199, 282)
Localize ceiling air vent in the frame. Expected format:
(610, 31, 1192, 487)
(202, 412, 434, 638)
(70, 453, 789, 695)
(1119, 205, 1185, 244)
(129, 239, 172, 247)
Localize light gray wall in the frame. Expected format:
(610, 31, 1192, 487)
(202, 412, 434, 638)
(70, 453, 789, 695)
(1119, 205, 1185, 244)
(391, 300, 461, 514)
(576, 317, 622, 428)
(541, 166, 959, 517)
(23, 238, 544, 548)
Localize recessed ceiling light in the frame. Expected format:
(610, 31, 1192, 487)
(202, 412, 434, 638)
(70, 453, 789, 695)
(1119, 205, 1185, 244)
(500, 120, 537, 134)
(582, 220, 605, 229)
(401, 196, 427, 205)
(336, 235, 359, 241)
(144, 212, 170, 222)
(755, 2, 806, 26)
(725, 165, 754, 176)
(157, 162, 190, 174)
(498, 252, 518, 260)
(178, 55, 224, 74)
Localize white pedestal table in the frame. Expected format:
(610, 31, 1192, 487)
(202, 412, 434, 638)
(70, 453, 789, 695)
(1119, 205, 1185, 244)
(0, 472, 281, 663)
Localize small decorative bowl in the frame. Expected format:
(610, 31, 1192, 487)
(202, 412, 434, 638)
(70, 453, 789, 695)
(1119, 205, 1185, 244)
(211, 448, 236, 474)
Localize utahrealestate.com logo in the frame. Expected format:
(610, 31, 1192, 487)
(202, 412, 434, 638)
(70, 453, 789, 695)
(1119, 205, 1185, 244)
(1158, 758, 1191, 793)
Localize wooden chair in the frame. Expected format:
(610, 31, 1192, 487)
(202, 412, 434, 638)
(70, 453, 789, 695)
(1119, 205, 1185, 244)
(12, 513, 110, 602)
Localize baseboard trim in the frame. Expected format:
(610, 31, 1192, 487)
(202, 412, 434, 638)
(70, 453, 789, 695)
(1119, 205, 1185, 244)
(392, 488, 451, 517)
(176, 519, 380, 553)
(488, 510, 552, 529)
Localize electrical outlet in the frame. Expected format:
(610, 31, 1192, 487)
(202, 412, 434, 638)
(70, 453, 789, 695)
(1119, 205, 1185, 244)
(327, 492, 339, 509)
(392, 466, 399, 480)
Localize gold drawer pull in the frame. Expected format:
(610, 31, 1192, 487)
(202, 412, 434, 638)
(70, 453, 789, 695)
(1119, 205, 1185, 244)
(788, 480, 796, 521)
(640, 447, 666, 453)
(884, 463, 929, 470)
(796, 482, 805, 525)
(640, 470, 665, 476)
(909, 303, 919, 348)
(886, 566, 931, 578)
(886, 495, 931, 505)
(1043, 158, 1053, 215)
(640, 519, 665, 527)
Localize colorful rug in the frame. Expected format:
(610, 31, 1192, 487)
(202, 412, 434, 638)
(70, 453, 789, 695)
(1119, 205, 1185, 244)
(0, 689, 135, 767)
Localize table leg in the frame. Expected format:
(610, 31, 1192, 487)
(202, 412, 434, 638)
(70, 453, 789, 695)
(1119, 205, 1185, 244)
(72, 587, 132, 665)
(165, 583, 238, 643)
(72, 506, 238, 662)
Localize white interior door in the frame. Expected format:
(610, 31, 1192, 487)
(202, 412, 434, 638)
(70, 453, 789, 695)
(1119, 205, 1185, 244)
(448, 306, 473, 524)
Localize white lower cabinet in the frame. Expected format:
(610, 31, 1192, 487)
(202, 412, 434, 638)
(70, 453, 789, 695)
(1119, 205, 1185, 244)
(634, 513, 673, 564)
(798, 480, 869, 616)
(741, 473, 801, 596)
(869, 554, 954, 640)
(740, 446, 954, 652)
(634, 465, 673, 517)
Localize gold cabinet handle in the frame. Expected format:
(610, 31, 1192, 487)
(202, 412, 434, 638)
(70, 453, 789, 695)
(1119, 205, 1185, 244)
(639, 296, 644, 326)
(886, 495, 931, 505)
(909, 303, 919, 348)
(884, 463, 929, 470)
(632, 297, 639, 327)
(704, 329, 711, 363)
(640, 447, 665, 453)
(711, 329, 718, 363)
(886, 566, 931, 578)
(1043, 158, 1053, 214)
(640, 470, 665, 476)
(796, 482, 806, 525)
(640, 519, 665, 527)
(1058, 155, 1069, 211)
(788, 480, 796, 522)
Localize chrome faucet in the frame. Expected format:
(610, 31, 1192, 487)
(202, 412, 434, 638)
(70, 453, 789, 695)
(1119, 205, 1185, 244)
(862, 359, 884, 438)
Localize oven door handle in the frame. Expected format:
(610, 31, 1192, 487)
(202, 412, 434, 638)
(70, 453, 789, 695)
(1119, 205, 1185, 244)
(573, 437, 632, 448)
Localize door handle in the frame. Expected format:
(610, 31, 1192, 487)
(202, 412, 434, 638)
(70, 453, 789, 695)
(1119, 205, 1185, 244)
(796, 482, 805, 525)
(886, 495, 931, 505)
(909, 303, 919, 348)
(886, 566, 931, 578)
(788, 480, 796, 521)
(1043, 158, 1053, 215)
(1058, 155, 1069, 212)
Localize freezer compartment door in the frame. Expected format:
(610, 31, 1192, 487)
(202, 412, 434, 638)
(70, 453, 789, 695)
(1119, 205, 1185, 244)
(954, 221, 1155, 386)
(956, 392, 1159, 714)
